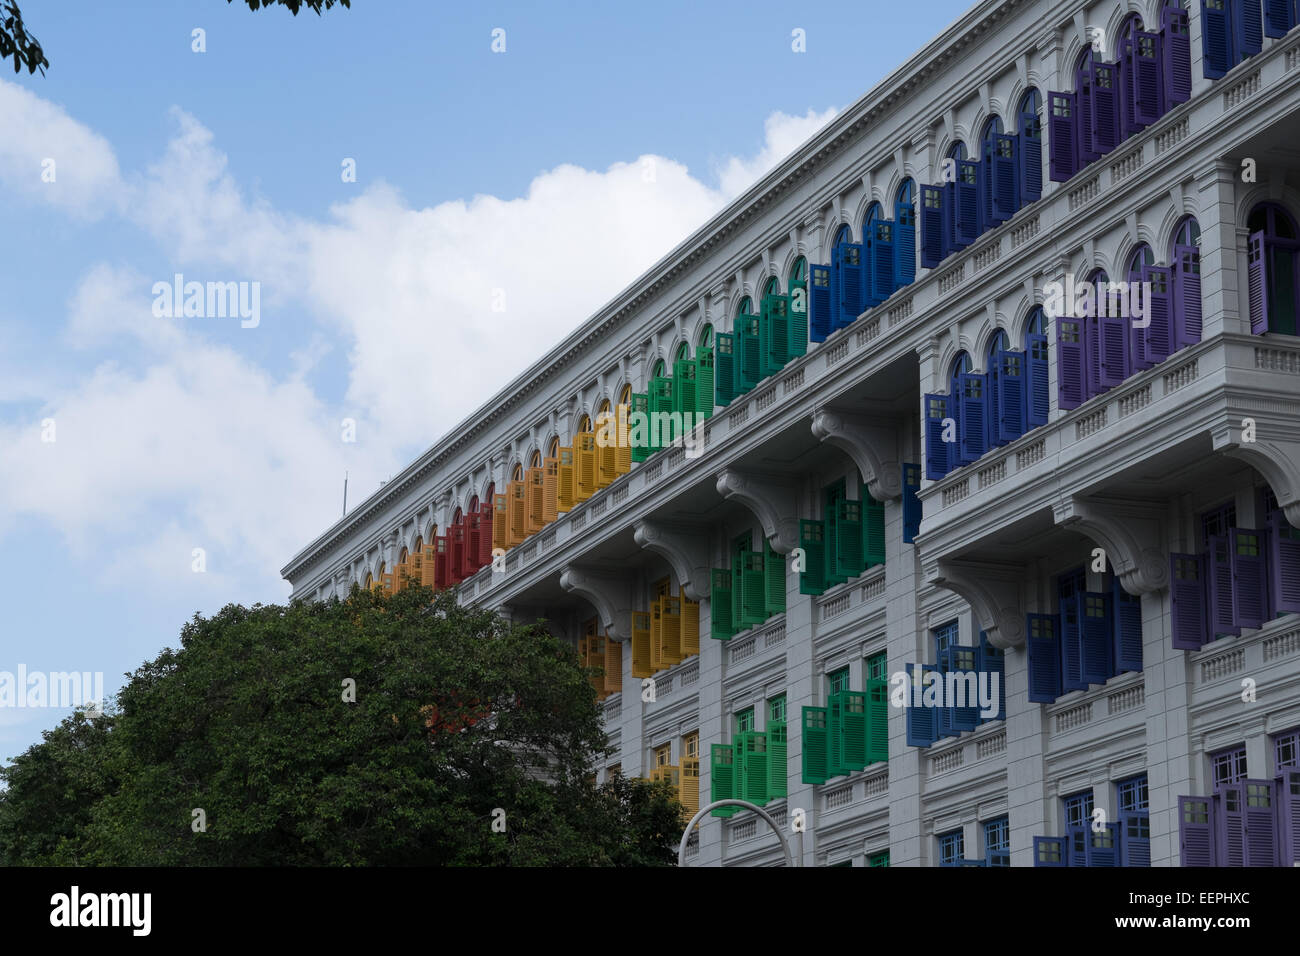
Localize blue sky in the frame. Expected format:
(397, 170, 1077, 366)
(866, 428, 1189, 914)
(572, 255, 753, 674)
(0, 0, 972, 763)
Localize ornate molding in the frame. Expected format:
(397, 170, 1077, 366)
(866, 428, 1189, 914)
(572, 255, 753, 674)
(715, 469, 800, 554)
(632, 520, 711, 600)
(1051, 496, 1168, 595)
(558, 565, 633, 640)
(810, 407, 902, 501)
(923, 557, 1027, 649)
(1213, 426, 1300, 528)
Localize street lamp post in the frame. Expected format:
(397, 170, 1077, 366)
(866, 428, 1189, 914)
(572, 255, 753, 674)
(677, 799, 804, 866)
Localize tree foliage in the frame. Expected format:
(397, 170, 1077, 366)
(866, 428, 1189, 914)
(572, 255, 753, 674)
(0, 585, 683, 866)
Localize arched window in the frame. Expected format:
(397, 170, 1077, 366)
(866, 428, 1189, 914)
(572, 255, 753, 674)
(1024, 306, 1048, 428)
(789, 256, 807, 283)
(675, 342, 690, 362)
(864, 201, 882, 234)
(618, 384, 632, 406)
(949, 142, 967, 161)
(736, 296, 753, 319)
(414, 536, 423, 553)
(529, 450, 541, 468)
(949, 352, 972, 393)
(698, 323, 713, 349)
(547, 437, 560, 458)
(892, 182, 916, 287)
(511, 463, 523, 481)
(832, 224, 852, 252)
(1171, 216, 1201, 255)
(763, 276, 780, 297)
(987, 328, 1010, 359)
(1247, 202, 1300, 335)
(576, 414, 592, 434)
(467, 497, 478, 514)
(650, 359, 665, 379)
(1126, 243, 1154, 282)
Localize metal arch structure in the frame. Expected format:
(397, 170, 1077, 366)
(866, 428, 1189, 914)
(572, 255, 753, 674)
(678, 800, 803, 867)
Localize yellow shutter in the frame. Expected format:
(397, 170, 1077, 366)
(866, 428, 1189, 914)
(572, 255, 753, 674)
(603, 636, 622, 695)
(557, 447, 575, 511)
(394, 560, 408, 593)
(650, 597, 664, 672)
(575, 432, 596, 501)
(421, 544, 437, 587)
(631, 611, 652, 678)
(492, 495, 508, 551)
(542, 456, 559, 524)
(680, 757, 700, 816)
(381, 571, 394, 594)
(662, 595, 682, 665)
(508, 481, 526, 545)
(681, 597, 700, 657)
(615, 403, 632, 475)
(525, 467, 544, 534)
(596, 416, 616, 488)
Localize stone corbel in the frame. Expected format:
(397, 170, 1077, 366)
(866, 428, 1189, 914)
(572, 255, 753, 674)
(715, 469, 800, 554)
(1213, 421, 1300, 528)
(632, 520, 711, 600)
(923, 557, 1027, 649)
(1051, 496, 1168, 595)
(810, 407, 902, 501)
(558, 566, 633, 640)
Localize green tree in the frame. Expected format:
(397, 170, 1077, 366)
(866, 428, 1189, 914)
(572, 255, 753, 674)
(0, 584, 683, 866)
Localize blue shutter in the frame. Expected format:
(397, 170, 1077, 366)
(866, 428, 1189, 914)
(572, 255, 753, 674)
(904, 663, 936, 747)
(894, 199, 916, 287)
(870, 219, 896, 302)
(1120, 811, 1152, 867)
(953, 160, 980, 247)
(1085, 823, 1119, 867)
(958, 372, 988, 464)
(1178, 795, 1216, 865)
(862, 227, 881, 310)
(1061, 593, 1087, 692)
(1265, 0, 1295, 36)
(1143, 265, 1173, 364)
(1079, 591, 1113, 685)
(1033, 835, 1068, 867)
(1133, 31, 1165, 126)
(995, 350, 1026, 443)
(834, 241, 865, 329)
(924, 393, 951, 480)
(1026, 332, 1049, 428)
(978, 140, 996, 233)
(1019, 119, 1042, 205)
(1027, 613, 1062, 702)
(1112, 577, 1143, 673)
(1057, 317, 1086, 410)
(992, 133, 1019, 221)
(809, 264, 832, 343)
(902, 463, 922, 544)
(1234, 0, 1264, 58)
(1202, 0, 1234, 79)
(948, 646, 981, 731)
(1075, 63, 1097, 164)
(1118, 37, 1140, 140)
(920, 185, 946, 269)
(1091, 63, 1119, 155)
(1066, 828, 1088, 867)
(1048, 91, 1078, 182)
(979, 631, 1006, 722)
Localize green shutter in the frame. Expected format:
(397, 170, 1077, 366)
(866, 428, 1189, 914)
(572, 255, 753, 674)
(714, 334, 736, 407)
(630, 393, 649, 462)
(826, 692, 844, 778)
(711, 743, 739, 817)
(695, 346, 714, 420)
(862, 486, 886, 567)
(672, 359, 697, 422)
(824, 483, 846, 586)
(740, 551, 766, 626)
(737, 731, 768, 805)
(837, 690, 868, 772)
(834, 499, 865, 579)
(764, 541, 786, 617)
(760, 294, 790, 378)
(787, 279, 808, 358)
(737, 315, 761, 393)
(766, 722, 787, 799)
(801, 706, 829, 785)
(866, 677, 889, 764)
(649, 377, 673, 449)
(799, 519, 827, 595)
(710, 568, 734, 640)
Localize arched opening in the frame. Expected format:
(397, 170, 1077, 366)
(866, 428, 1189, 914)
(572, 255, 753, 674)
(763, 276, 780, 298)
(1247, 202, 1300, 336)
(548, 436, 560, 458)
(1023, 306, 1048, 429)
(832, 223, 852, 247)
(863, 200, 882, 235)
(698, 324, 713, 350)
(893, 180, 916, 287)
(529, 450, 541, 468)
(576, 414, 592, 434)
(511, 462, 523, 481)
(675, 342, 691, 362)
(789, 256, 807, 283)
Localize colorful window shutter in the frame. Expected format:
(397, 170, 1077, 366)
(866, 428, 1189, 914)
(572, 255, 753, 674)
(1137, 263, 1170, 363)
(995, 350, 1026, 443)
(695, 348, 715, 421)
(1233, 0, 1264, 58)
(991, 133, 1019, 222)
(1172, 244, 1203, 349)
(836, 690, 869, 772)
(1178, 795, 1216, 865)
(1269, 512, 1300, 613)
(615, 405, 632, 474)
(433, 535, 449, 589)
(1133, 31, 1165, 125)
(799, 520, 827, 595)
(808, 264, 832, 342)
(1085, 824, 1120, 867)
(763, 541, 786, 617)
(1202, 0, 1234, 78)
(1162, 6, 1193, 103)
(421, 542, 437, 587)
(1279, 769, 1300, 866)
(711, 743, 738, 817)
(870, 219, 895, 302)
(902, 463, 922, 544)
(1120, 810, 1152, 867)
(681, 597, 700, 657)
(631, 611, 652, 677)
(1265, 0, 1296, 36)
(736, 316, 762, 393)
(448, 522, 465, 582)
(1075, 63, 1097, 164)
(1170, 551, 1208, 649)
(1056, 317, 1085, 410)
(1048, 91, 1077, 182)
(713, 337, 736, 406)
(920, 185, 946, 269)
(648, 378, 673, 448)
(738, 732, 769, 805)
(672, 358, 698, 423)
(786, 280, 809, 358)
(801, 706, 829, 785)
(1218, 783, 1246, 866)
(1231, 527, 1270, 628)
(759, 294, 789, 378)
(904, 663, 937, 747)
(1118, 36, 1138, 139)
(1018, 120, 1042, 206)
(1025, 332, 1049, 427)
(865, 676, 888, 763)
(952, 160, 980, 247)
(1026, 613, 1062, 702)
(834, 498, 865, 579)
(557, 447, 575, 509)
(710, 568, 734, 640)
(1112, 577, 1143, 672)
(737, 550, 766, 626)
(767, 722, 788, 799)
(576, 432, 597, 499)
(680, 756, 699, 816)
(924, 393, 951, 480)
(826, 691, 845, 777)
(978, 632, 1006, 722)
(1061, 592, 1087, 692)
(833, 241, 865, 328)
(958, 372, 988, 464)
(947, 646, 981, 731)
(894, 199, 916, 286)
(649, 597, 664, 672)
(595, 424, 617, 490)
(1098, 313, 1129, 388)
(1247, 231, 1270, 334)
(1033, 835, 1067, 867)
(525, 466, 544, 533)
(861, 490, 886, 567)
(1090, 63, 1119, 155)
(1079, 591, 1113, 685)
(1244, 779, 1279, 865)
(603, 636, 622, 696)
(1208, 535, 1241, 639)
(661, 595, 684, 665)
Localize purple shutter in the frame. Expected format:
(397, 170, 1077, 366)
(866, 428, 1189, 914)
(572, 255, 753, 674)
(1129, 294, 1151, 374)
(1162, 6, 1192, 104)
(1019, 123, 1042, 204)
(1033, 835, 1068, 866)
(1057, 316, 1085, 410)
(1231, 527, 1270, 628)
(959, 372, 988, 463)
(924, 393, 951, 481)
(1133, 32, 1165, 125)
(1079, 591, 1112, 685)
(992, 133, 1018, 221)
(1202, 0, 1233, 80)
(1112, 576, 1143, 672)
(1084, 313, 1102, 398)
(920, 184, 945, 269)
(1270, 512, 1300, 613)
(1098, 314, 1129, 388)
(1085, 823, 1119, 866)
(1248, 231, 1270, 334)
(1208, 535, 1241, 639)
(1117, 38, 1140, 138)
(1171, 552, 1209, 650)
(1234, 0, 1264, 58)
(1279, 769, 1300, 867)
(1217, 785, 1245, 866)
(1026, 613, 1062, 702)
(1142, 264, 1173, 363)
(996, 350, 1026, 442)
(1061, 593, 1086, 692)
(1091, 63, 1118, 155)
(1178, 795, 1216, 866)
(1264, 0, 1295, 37)
(1243, 779, 1279, 866)
(1048, 91, 1078, 182)
(1172, 244, 1203, 348)
(1026, 333, 1049, 427)
(1075, 65, 1097, 164)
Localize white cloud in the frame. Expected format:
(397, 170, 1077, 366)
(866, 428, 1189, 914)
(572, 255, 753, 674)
(715, 108, 840, 199)
(63, 262, 185, 353)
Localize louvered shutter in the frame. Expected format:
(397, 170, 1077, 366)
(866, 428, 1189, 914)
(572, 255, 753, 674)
(525, 466, 544, 533)
(1142, 264, 1173, 363)
(649, 597, 664, 672)
(433, 536, 449, 590)
(1091, 63, 1119, 155)
(924, 393, 951, 480)
(1233, 0, 1264, 58)
(737, 316, 762, 393)
(866, 678, 888, 763)
(448, 522, 465, 583)
(1018, 114, 1042, 205)
(958, 372, 988, 463)
(1085, 823, 1119, 866)
(1218, 784, 1245, 866)
(834, 498, 865, 579)
(1231, 527, 1270, 628)
(661, 595, 683, 665)
(464, 513, 482, 574)
(801, 706, 829, 785)
(1247, 231, 1269, 334)
(861, 490, 886, 567)
(786, 280, 809, 358)
(995, 350, 1026, 442)
(799, 519, 827, 595)
(834, 241, 865, 328)
(1270, 512, 1300, 613)
(1057, 317, 1086, 410)
(672, 358, 698, 423)
(992, 133, 1018, 221)
(695, 349, 715, 422)
(1120, 809, 1152, 867)
(1027, 613, 1062, 702)
(1172, 244, 1203, 349)
(1061, 593, 1087, 692)
(808, 264, 833, 342)
(1244, 779, 1278, 865)
(557, 447, 576, 509)
(902, 463, 922, 544)
(871, 219, 896, 302)
(681, 597, 700, 657)
(763, 541, 786, 617)
(1162, 6, 1193, 103)
(713, 337, 736, 407)
(953, 160, 980, 246)
(421, 543, 437, 587)
(603, 636, 622, 695)
(904, 663, 937, 747)
(740, 732, 769, 804)
(1201, 0, 1233, 79)
(1133, 31, 1164, 125)
(1112, 577, 1143, 672)
(920, 185, 946, 269)
(766, 722, 788, 799)
(740, 551, 766, 627)
(1025, 332, 1048, 427)
(1265, 0, 1295, 36)
(1079, 592, 1113, 685)
(1178, 795, 1216, 865)
(477, 502, 494, 567)
(1098, 313, 1129, 388)
(711, 743, 738, 817)
(1208, 535, 1241, 638)
(948, 646, 981, 731)
(1048, 91, 1078, 182)
(978, 632, 1005, 722)
(895, 199, 916, 286)
(760, 295, 789, 378)
(837, 690, 869, 772)
(1278, 769, 1300, 867)
(631, 611, 652, 677)
(1076, 63, 1097, 164)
